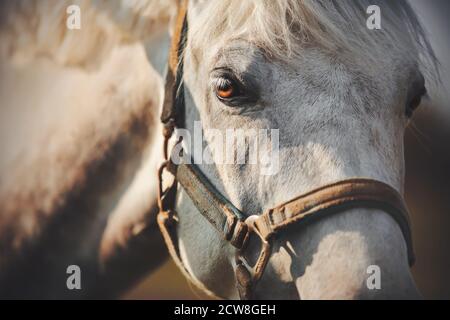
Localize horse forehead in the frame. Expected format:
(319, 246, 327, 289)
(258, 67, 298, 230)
(186, 36, 260, 74)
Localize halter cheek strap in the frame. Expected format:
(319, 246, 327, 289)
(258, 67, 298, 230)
(156, 0, 414, 300)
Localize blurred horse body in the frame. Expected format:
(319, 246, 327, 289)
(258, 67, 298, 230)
(0, 0, 173, 298)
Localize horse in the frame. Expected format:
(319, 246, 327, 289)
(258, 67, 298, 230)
(0, 0, 439, 299)
(0, 0, 174, 298)
(158, 0, 438, 299)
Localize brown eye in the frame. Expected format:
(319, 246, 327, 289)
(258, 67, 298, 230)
(218, 85, 234, 98)
(215, 78, 239, 100)
(211, 69, 259, 107)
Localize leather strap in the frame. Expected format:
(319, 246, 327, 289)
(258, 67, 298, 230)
(156, 0, 197, 288)
(161, 155, 415, 298)
(253, 178, 415, 266)
(160, 0, 188, 129)
(170, 162, 249, 249)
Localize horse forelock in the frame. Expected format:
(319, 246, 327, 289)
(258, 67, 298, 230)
(188, 0, 438, 78)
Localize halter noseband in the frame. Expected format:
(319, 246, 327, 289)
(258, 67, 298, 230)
(156, 0, 414, 300)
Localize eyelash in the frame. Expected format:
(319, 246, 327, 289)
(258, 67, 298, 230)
(214, 77, 241, 99)
(211, 69, 258, 106)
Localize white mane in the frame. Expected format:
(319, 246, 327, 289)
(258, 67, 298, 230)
(190, 0, 437, 75)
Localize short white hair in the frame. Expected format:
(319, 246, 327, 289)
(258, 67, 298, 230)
(189, 0, 437, 76)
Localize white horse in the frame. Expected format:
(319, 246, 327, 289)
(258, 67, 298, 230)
(167, 0, 437, 299)
(0, 0, 438, 299)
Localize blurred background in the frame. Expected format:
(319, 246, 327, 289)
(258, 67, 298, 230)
(0, 1, 449, 299)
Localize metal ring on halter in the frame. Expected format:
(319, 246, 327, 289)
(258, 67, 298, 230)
(157, 136, 184, 213)
(157, 161, 170, 211)
(235, 215, 272, 284)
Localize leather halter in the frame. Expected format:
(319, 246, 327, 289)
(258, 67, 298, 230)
(157, 0, 414, 300)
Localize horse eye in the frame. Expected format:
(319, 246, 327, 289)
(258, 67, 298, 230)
(406, 85, 427, 118)
(215, 77, 240, 100)
(406, 73, 426, 118)
(211, 69, 259, 106)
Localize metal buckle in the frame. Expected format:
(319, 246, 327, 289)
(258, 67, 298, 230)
(235, 215, 272, 283)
